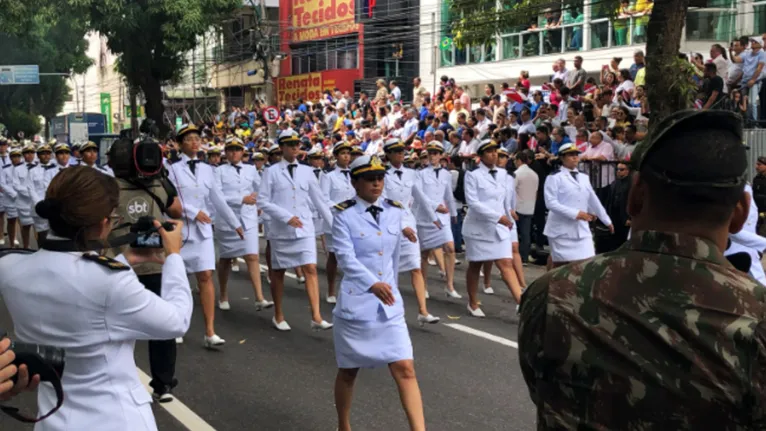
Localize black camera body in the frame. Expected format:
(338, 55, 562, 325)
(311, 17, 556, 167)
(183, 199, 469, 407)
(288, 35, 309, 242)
(110, 137, 164, 180)
(130, 216, 174, 249)
(8, 339, 65, 384)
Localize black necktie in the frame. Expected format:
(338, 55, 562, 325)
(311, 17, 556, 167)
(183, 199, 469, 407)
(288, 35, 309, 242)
(313, 168, 321, 179)
(395, 170, 403, 179)
(342, 170, 350, 178)
(367, 205, 383, 223)
(288, 164, 297, 178)
(27, 163, 35, 170)
(570, 171, 578, 181)
(188, 160, 200, 175)
(231, 163, 241, 174)
(434, 168, 441, 178)
(489, 169, 497, 179)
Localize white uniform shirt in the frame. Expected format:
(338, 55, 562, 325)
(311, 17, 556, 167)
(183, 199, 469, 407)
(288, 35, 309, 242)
(0, 244, 192, 431)
(726, 183, 766, 284)
(0, 163, 19, 202)
(258, 159, 332, 240)
(462, 163, 513, 242)
(320, 166, 356, 234)
(543, 168, 612, 240)
(412, 166, 457, 228)
(382, 165, 436, 229)
(514, 164, 539, 215)
(214, 162, 261, 232)
(12, 162, 36, 212)
(166, 154, 241, 242)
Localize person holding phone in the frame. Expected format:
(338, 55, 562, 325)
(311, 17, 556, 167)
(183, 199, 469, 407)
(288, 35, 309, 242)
(0, 166, 191, 430)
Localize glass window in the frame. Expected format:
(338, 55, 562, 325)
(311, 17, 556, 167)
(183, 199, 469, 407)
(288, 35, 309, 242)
(502, 35, 521, 60)
(757, 3, 766, 34)
(440, 0, 454, 67)
(522, 31, 541, 57)
(338, 47, 357, 69)
(686, 9, 736, 41)
(590, 21, 610, 49)
(291, 55, 301, 74)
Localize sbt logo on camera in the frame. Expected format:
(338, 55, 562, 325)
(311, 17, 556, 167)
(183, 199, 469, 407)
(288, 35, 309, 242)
(126, 197, 151, 221)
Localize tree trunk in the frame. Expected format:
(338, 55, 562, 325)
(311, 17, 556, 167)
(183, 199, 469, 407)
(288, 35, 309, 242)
(139, 76, 169, 138)
(44, 116, 50, 140)
(130, 86, 139, 139)
(644, 0, 691, 131)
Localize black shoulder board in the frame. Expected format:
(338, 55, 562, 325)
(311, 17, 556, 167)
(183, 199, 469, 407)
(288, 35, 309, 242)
(0, 248, 35, 258)
(81, 253, 130, 271)
(334, 199, 356, 211)
(385, 199, 404, 209)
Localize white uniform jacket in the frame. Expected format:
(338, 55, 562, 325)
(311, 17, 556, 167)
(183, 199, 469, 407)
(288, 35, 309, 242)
(332, 197, 404, 321)
(543, 168, 612, 240)
(383, 165, 437, 229)
(320, 167, 356, 234)
(44, 164, 68, 187)
(412, 166, 457, 227)
(462, 163, 513, 242)
(12, 162, 36, 212)
(30, 163, 55, 206)
(167, 154, 241, 241)
(727, 183, 766, 284)
(0, 245, 192, 431)
(258, 160, 332, 240)
(309, 168, 326, 222)
(214, 162, 261, 232)
(0, 163, 17, 203)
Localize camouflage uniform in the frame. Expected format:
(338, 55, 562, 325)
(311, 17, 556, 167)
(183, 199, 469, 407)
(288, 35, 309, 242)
(518, 110, 766, 430)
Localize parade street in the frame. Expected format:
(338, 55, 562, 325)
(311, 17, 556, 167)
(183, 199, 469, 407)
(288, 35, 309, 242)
(0, 241, 543, 430)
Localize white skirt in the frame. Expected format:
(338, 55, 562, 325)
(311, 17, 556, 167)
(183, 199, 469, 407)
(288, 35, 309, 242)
(313, 217, 324, 237)
(33, 216, 49, 232)
(418, 222, 454, 251)
(180, 236, 216, 273)
(549, 236, 595, 263)
(5, 205, 17, 219)
(398, 234, 421, 272)
(465, 237, 513, 262)
(325, 233, 337, 253)
(17, 207, 34, 227)
(333, 313, 413, 369)
(216, 227, 260, 259)
(269, 236, 317, 270)
(510, 223, 518, 243)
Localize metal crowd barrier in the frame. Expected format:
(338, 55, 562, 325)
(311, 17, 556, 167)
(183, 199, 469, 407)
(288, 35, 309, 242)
(746, 129, 766, 181)
(577, 160, 621, 191)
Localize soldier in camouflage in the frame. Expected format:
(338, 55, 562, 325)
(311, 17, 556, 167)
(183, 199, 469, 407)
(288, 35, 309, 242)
(519, 110, 766, 430)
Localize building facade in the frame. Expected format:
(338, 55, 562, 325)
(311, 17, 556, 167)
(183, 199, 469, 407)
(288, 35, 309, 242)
(419, 0, 765, 97)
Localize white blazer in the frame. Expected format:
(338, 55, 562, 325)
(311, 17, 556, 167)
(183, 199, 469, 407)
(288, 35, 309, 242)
(320, 167, 356, 234)
(258, 159, 332, 240)
(412, 166, 456, 228)
(167, 154, 241, 241)
(727, 183, 766, 284)
(462, 163, 512, 242)
(383, 165, 437, 229)
(214, 162, 261, 231)
(12, 163, 36, 212)
(0, 245, 192, 431)
(543, 168, 612, 240)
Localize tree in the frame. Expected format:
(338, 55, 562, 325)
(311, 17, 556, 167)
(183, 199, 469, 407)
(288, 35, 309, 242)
(449, 0, 693, 130)
(0, 4, 91, 138)
(75, 0, 241, 137)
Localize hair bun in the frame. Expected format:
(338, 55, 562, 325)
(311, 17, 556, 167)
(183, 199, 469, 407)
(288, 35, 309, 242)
(35, 198, 62, 220)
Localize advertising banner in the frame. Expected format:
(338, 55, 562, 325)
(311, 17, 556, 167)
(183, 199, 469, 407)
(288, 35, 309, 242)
(275, 70, 358, 104)
(290, 0, 359, 43)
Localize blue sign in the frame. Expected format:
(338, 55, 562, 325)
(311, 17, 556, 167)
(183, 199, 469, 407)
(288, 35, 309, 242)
(0, 65, 39, 85)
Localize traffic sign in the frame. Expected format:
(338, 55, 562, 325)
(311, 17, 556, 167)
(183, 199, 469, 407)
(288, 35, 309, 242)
(263, 106, 280, 124)
(0, 65, 40, 85)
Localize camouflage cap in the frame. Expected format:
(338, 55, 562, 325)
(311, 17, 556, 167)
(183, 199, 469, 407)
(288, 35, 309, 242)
(631, 109, 745, 188)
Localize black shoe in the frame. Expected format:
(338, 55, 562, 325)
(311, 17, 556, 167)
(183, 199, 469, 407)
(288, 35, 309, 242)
(153, 386, 174, 403)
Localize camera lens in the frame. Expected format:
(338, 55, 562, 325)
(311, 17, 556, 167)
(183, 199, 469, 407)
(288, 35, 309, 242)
(10, 341, 66, 376)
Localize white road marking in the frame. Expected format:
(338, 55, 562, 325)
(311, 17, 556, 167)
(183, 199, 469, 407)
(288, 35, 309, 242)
(137, 368, 217, 431)
(444, 323, 519, 349)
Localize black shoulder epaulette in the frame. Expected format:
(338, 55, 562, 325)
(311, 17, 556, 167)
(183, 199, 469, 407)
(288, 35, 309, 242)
(334, 199, 356, 211)
(81, 253, 130, 271)
(385, 199, 404, 209)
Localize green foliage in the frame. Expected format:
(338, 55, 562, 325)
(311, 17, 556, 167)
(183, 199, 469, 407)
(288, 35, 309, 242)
(5, 109, 42, 138)
(667, 58, 698, 111)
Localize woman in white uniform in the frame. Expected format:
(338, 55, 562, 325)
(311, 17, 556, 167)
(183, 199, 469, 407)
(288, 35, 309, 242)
(462, 140, 524, 317)
(11, 144, 37, 248)
(0, 148, 21, 248)
(543, 143, 613, 268)
(307, 148, 328, 255)
(167, 124, 244, 348)
(480, 147, 526, 293)
(0, 166, 191, 430)
(331, 155, 425, 431)
(214, 137, 274, 311)
(321, 141, 356, 304)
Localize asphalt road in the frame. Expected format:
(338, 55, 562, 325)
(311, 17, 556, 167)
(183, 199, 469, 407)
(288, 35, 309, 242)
(0, 238, 545, 430)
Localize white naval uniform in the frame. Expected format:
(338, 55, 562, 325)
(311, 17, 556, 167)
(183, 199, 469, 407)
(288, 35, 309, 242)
(412, 166, 457, 250)
(81, 162, 114, 177)
(331, 197, 412, 368)
(44, 163, 68, 188)
(462, 163, 514, 262)
(320, 167, 356, 252)
(258, 159, 332, 270)
(0, 153, 9, 212)
(167, 154, 242, 273)
(30, 163, 56, 232)
(310, 168, 326, 236)
(543, 168, 612, 263)
(725, 183, 766, 285)
(504, 172, 519, 244)
(383, 165, 438, 271)
(206, 163, 218, 225)
(214, 162, 261, 258)
(0, 158, 13, 215)
(11, 162, 37, 226)
(0, 236, 192, 431)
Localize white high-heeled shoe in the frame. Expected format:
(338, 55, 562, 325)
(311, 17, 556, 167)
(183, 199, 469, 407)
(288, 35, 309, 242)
(417, 314, 440, 326)
(272, 317, 291, 331)
(311, 320, 333, 331)
(445, 288, 462, 299)
(467, 304, 486, 318)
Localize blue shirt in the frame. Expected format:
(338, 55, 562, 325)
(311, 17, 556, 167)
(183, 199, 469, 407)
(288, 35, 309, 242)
(742, 49, 766, 83)
(550, 135, 571, 156)
(629, 63, 644, 80)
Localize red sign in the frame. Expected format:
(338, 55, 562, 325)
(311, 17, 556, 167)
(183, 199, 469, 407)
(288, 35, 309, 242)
(275, 69, 360, 104)
(289, 0, 359, 43)
(264, 106, 280, 123)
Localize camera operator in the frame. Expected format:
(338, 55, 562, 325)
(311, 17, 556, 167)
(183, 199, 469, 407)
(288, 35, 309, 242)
(107, 136, 184, 403)
(0, 337, 40, 402)
(0, 166, 191, 430)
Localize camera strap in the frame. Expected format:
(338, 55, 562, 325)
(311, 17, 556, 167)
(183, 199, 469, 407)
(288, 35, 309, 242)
(0, 361, 64, 423)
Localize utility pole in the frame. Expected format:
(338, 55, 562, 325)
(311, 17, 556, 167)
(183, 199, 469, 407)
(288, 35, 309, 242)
(129, 85, 139, 139)
(252, 0, 276, 139)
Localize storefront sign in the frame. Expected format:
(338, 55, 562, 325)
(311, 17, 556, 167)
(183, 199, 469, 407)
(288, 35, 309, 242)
(290, 0, 359, 42)
(275, 70, 358, 104)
